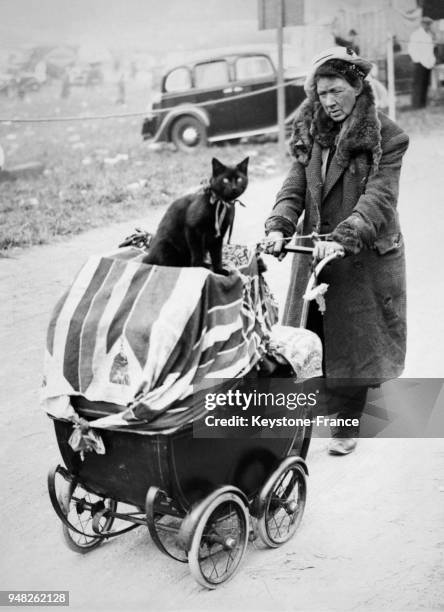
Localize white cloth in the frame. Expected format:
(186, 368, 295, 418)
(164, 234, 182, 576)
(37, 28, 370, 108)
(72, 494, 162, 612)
(408, 27, 435, 69)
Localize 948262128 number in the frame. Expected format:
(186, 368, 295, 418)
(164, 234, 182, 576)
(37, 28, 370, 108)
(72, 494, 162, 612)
(0, 591, 69, 606)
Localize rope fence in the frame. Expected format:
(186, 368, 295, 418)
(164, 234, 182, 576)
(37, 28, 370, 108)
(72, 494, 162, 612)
(0, 76, 305, 124)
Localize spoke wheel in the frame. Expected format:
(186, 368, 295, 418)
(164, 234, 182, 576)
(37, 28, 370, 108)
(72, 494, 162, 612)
(60, 481, 117, 553)
(188, 492, 249, 589)
(256, 462, 307, 548)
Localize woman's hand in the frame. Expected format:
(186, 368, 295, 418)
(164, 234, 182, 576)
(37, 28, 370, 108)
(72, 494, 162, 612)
(313, 240, 345, 261)
(264, 231, 286, 260)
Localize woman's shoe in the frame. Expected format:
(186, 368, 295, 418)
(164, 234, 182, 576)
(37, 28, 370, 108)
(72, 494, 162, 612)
(328, 437, 357, 455)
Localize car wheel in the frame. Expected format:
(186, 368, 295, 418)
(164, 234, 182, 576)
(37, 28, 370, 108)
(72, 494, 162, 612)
(171, 116, 207, 152)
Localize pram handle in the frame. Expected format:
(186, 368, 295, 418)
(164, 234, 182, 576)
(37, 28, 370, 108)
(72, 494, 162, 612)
(283, 245, 314, 254)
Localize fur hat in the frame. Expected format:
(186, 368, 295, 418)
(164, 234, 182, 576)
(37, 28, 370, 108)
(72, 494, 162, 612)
(304, 46, 373, 94)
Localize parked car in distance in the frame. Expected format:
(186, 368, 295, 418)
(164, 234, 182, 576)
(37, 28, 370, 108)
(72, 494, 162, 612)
(16, 71, 40, 93)
(0, 71, 39, 97)
(0, 72, 14, 96)
(141, 46, 307, 151)
(69, 63, 104, 87)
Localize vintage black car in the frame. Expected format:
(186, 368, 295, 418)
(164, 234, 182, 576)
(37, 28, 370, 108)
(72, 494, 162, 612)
(141, 47, 306, 151)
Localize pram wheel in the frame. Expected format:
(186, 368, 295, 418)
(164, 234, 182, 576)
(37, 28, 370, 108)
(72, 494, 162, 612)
(255, 456, 307, 548)
(57, 477, 117, 553)
(48, 464, 143, 552)
(187, 488, 249, 589)
(145, 486, 187, 563)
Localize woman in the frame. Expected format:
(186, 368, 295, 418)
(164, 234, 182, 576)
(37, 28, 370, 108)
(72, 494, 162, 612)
(265, 47, 409, 455)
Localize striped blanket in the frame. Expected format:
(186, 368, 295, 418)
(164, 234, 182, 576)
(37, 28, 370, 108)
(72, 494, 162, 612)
(41, 245, 278, 430)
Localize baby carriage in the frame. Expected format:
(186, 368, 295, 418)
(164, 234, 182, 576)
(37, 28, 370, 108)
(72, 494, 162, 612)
(43, 240, 333, 588)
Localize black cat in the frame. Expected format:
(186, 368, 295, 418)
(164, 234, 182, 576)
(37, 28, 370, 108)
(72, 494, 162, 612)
(142, 157, 249, 274)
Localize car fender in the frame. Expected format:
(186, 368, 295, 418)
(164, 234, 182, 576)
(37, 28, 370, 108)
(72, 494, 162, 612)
(152, 105, 210, 142)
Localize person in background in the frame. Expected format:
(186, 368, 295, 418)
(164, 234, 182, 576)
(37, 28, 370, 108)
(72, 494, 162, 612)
(264, 47, 409, 455)
(60, 68, 71, 99)
(348, 29, 360, 54)
(334, 29, 360, 55)
(116, 74, 126, 105)
(408, 16, 436, 108)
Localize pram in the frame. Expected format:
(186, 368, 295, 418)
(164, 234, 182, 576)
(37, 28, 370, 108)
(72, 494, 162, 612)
(45, 240, 337, 588)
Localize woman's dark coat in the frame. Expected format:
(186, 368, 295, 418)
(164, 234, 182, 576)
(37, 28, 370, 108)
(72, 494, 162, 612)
(265, 82, 409, 380)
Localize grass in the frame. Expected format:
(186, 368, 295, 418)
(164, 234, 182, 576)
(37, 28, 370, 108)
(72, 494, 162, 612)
(1, 81, 444, 252)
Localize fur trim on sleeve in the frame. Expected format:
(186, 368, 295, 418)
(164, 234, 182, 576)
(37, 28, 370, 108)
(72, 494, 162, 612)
(265, 215, 296, 237)
(331, 219, 363, 254)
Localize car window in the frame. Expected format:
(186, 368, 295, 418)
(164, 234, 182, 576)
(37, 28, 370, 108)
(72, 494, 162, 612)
(235, 55, 275, 80)
(164, 67, 192, 93)
(194, 61, 229, 89)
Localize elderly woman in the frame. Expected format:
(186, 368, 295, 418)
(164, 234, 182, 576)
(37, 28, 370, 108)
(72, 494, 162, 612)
(265, 47, 409, 455)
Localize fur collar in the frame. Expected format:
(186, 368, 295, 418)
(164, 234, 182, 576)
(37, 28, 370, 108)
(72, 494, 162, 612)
(290, 81, 382, 172)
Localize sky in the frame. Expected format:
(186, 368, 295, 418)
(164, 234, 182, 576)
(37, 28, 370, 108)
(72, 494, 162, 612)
(0, 0, 418, 60)
(0, 0, 258, 48)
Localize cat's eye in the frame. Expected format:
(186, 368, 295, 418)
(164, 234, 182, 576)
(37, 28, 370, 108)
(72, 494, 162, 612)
(222, 178, 230, 184)
(236, 177, 243, 183)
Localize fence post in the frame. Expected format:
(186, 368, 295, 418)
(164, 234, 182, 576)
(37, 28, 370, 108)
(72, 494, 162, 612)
(276, 0, 286, 161)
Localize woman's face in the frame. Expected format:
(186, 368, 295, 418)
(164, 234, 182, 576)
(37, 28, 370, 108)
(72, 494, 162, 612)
(316, 76, 362, 122)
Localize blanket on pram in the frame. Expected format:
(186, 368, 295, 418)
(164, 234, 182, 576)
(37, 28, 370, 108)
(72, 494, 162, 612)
(41, 245, 281, 429)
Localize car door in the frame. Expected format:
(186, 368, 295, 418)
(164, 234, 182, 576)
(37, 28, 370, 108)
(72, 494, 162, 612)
(192, 59, 238, 137)
(160, 65, 195, 109)
(231, 54, 278, 133)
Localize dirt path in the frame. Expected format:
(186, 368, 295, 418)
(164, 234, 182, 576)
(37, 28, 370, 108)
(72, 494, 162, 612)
(1, 149, 444, 611)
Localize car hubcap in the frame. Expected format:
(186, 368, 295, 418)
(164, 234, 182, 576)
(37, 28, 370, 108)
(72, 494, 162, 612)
(182, 126, 199, 145)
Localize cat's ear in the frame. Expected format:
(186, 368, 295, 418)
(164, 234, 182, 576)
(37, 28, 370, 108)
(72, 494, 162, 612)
(211, 158, 226, 176)
(237, 157, 249, 174)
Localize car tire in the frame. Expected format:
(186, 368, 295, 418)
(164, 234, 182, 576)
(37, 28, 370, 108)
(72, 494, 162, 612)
(171, 115, 207, 152)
